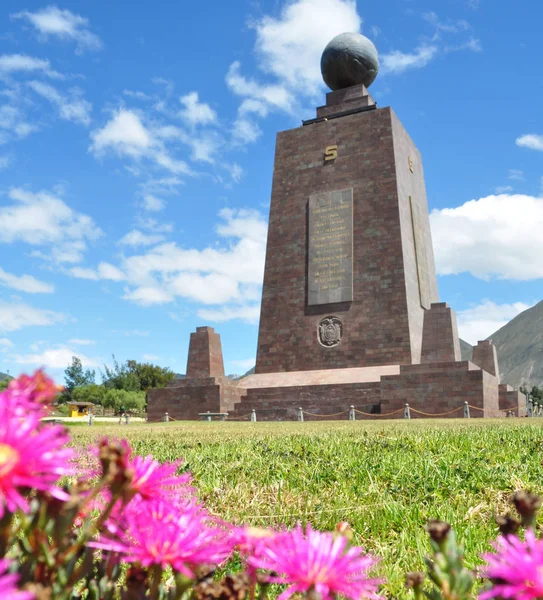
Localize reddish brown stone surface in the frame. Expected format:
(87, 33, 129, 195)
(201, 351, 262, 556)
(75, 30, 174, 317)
(472, 340, 499, 380)
(380, 361, 500, 418)
(499, 383, 526, 417)
(147, 376, 245, 422)
(421, 303, 461, 363)
(186, 326, 224, 379)
(255, 94, 438, 374)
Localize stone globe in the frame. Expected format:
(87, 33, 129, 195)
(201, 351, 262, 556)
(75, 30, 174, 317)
(321, 32, 379, 91)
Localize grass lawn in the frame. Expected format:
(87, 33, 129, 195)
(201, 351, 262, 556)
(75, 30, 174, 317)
(71, 419, 543, 597)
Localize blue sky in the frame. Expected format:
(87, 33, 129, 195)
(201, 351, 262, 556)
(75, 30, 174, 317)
(0, 0, 542, 382)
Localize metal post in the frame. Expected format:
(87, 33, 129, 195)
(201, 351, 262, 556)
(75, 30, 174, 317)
(205, 411, 212, 422)
(404, 403, 411, 419)
(349, 405, 355, 421)
(297, 407, 304, 422)
(251, 409, 257, 422)
(526, 391, 530, 415)
(463, 401, 470, 418)
(164, 412, 169, 423)
(527, 399, 533, 417)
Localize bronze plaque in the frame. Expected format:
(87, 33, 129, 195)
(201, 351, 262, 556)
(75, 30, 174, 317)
(308, 189, 353, 305)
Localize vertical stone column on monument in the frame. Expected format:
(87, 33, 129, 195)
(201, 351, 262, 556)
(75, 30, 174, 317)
(420, 302, 461, 363)
(186, 326, 225, 379)
(471, 340, 499, 380)
(254, 32, 439, 375)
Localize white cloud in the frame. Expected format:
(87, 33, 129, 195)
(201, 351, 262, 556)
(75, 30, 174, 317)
(90, 109, 192, 175)
(381, 45, 438, 74)
(431, 193, 543, 280)
(516, 134, 543, 152)
(28, 80, 91, 126)
(0, 155, 10, 169)
(68, 338, 95, 346)
(508, 169, 524, 181)
(251, 0, 361, 97)
(0, 104, 39, 142)
(14, 347, 98, 369)
(232, 117, 262, 144)
(230, 358, 256, 370)
(0, 268, 54, 293)
(0, 187, 101, 264)
(197, 305, 260, 324)
(73, 208, 267, 322)
(142, 353, 161, 362)
(456, 300, 532, 345)
(226, 62, 293, 113)
(12, 6, 103, 53)
(118, 230, 165, 247)
(136, 217, 174, 233)
(0, 301, 65, 332)
(179, 92, 217, 126)
(0, 54, 60, 78)
(90, 109, 151, 158)
(0, 338, 13, 347)
(122, 286, 174, 306)
(142, 194, 165, 212)
(97, 262, 125, 281)
(495, 185, 513, 194)
(69, 262, 125, 282)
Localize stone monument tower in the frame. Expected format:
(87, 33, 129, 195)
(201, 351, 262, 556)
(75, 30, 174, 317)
(147, 32, 525, 420)
(256, 32, 438, 374)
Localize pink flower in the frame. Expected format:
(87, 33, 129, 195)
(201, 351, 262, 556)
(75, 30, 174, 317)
(250, 524, 382, 600)
(4, 370, 61, 415)
(480, 530, 543, 599)
(0, 559, 34, 599)
(93, 498, 234, 577)
(234, 526, 277, 559)
(128, 453, 192, 503)
(0, 401, 73, 517)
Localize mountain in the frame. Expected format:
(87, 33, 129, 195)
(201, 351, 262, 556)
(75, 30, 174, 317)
(0, 372, 12, 381)
(458, 300, 543, 389)
(482, 301, 543, 389)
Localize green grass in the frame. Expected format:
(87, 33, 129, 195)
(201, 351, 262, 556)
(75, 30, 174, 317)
(71, 420, 543, 598)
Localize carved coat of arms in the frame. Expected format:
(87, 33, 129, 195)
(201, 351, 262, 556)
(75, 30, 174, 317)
(318, 316, 342, 347)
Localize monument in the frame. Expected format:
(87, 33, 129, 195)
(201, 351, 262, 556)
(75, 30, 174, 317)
(148, 33, 525, 420)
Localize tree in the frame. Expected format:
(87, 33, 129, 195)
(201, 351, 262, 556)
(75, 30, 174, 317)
(101, 356, 141, 392)
(103, 388, 146, 414)
(0, 379, 9, 392)
(101, 357, 175, 392)
(125, 360, 175, 391)
(63, 357, 95, 402)
(71, 384, 106, 406)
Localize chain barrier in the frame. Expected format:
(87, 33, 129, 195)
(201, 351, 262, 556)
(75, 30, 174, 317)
(226, 413, 252, 422)
(468, 404, 520, 416)
(145, 402, 527, 423)
(354, 407, 404, 417)
(409, 406, 463, 417)
(302, 409, 350, 418)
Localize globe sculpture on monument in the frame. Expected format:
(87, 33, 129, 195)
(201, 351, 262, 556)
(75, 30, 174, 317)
(148, 33, 525, 421)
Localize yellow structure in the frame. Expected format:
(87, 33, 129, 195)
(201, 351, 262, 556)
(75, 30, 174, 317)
(68, 402, 94, 418)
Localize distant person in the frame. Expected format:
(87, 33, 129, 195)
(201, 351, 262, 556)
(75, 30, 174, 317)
(125, 413, 129, 425)
(118, 412, 124, 425)
(88, 412, 94, 426)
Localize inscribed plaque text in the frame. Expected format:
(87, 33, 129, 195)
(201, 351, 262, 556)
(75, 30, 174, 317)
(308, 189, 353, 305)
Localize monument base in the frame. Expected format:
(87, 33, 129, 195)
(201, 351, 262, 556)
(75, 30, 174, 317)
(148, 360, 526, 422)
